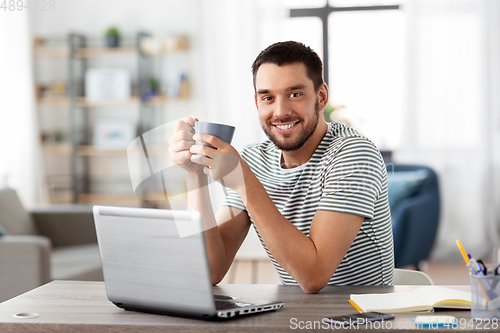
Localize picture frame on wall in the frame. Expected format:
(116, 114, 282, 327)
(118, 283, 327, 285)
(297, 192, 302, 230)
(85, 68, 131, 101)
(93, 119, 136, 150)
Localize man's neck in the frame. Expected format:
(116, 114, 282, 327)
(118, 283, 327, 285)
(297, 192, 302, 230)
(281, 120, 328, 169)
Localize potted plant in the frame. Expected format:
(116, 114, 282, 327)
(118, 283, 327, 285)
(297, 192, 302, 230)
(149, 77, 159, 95)
(141, 77, 160, 101)
(53, 128, 64, 142)
(105, 26, 120, 48)
(324, 103, 336, 122)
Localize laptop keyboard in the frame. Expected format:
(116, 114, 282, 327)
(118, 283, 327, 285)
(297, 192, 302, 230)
(215, 300, 253, 310)
(215, 300, 239, 310)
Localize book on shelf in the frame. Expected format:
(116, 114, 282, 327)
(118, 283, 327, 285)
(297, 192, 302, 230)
(349, 286, 471, 314)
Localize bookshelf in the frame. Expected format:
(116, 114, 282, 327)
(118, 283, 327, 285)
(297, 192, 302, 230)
(34, 32, 190, 206)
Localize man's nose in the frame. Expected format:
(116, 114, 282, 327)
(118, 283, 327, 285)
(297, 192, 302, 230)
(274, 97, 291, 119)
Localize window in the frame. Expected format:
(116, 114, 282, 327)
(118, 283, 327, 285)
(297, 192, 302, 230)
(283, 0, 405, 149)
(328, 8, 405, 149)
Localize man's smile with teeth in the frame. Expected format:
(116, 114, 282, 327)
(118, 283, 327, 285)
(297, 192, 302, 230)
(275, 122, 297, 130)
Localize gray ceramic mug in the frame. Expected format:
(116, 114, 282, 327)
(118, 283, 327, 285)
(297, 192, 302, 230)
(194, 122, 235, 149)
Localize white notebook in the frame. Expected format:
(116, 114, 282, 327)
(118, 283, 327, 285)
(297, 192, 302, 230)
(350, 286, 471, 313)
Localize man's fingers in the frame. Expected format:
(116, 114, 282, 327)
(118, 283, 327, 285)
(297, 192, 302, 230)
(190, 154, 209, 166)
(175, 139, 196, 151)
(192, 133, 225, 149)
(174, 118, 196, 133)
(173, 150, 192, 163)
(170, 129, 195, 145)
(190, 143, 215, 156)
(185, 116, 199, 127)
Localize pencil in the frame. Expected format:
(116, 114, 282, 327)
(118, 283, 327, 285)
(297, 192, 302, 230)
(349, 299, 363, 313)
(475, 278, 491, 303)
(456, 240, 470, 265)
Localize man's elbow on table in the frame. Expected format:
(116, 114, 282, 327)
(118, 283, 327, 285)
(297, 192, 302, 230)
(211, 272, 224, 286)
(299, 275, 331, 294)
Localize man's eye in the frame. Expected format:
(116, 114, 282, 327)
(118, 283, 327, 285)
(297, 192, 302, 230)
(290, 92, 301, 98)
(262, 96, 273, 101)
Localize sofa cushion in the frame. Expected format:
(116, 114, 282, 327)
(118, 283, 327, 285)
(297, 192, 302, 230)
(0, 188, 38, 235)
(387, 170, 429, 213)
(0, 235, 51, 302)
(30, 205, 96, 248)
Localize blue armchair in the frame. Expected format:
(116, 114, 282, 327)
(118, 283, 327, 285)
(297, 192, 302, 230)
(386, 164, 440, 269)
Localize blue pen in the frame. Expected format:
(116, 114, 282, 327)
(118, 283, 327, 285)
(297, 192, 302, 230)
(469, 254, 496, 300)
(468, 255, 485, 275)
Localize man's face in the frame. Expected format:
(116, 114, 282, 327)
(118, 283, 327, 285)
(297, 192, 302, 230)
(254, 62, 322, 151)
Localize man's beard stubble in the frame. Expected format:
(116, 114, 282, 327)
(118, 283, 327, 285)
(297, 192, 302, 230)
(262, 99, 320, 151)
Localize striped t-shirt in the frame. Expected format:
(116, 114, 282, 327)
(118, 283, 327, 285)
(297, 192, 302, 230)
(222, 122, 394, 285)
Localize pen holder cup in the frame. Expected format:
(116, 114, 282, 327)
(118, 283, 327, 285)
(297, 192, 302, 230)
(471, 272, 500, 320)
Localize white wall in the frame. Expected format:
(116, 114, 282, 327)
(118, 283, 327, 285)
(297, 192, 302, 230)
(0, 10, 43, 205)
(397, 0, 500, 262)
(484, 0, 500, 249)
(30, 0, 200, 35)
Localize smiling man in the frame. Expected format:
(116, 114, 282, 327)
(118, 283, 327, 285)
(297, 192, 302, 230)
(169, 41, 394, 293)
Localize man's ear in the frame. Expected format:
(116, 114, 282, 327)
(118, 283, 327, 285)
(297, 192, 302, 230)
(318, 83, 329, 111)
(254, 94, 258, 109)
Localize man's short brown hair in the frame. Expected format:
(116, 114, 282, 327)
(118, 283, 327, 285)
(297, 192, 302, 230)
(251, 41, 324, 92)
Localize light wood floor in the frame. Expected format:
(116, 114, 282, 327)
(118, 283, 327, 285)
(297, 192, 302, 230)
(219, 260, 472, 285)
(419, 261, 471, 285)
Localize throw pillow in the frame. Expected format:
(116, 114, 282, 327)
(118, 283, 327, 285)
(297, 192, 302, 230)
(387, 169, 429, 213)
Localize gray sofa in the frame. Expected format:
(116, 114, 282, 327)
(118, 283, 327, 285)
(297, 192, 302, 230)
(0, 188, 102, 302)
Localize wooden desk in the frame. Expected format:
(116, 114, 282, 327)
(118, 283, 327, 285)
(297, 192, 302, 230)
(0, 281, 480, 332)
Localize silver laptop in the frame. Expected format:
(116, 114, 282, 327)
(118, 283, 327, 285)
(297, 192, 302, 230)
(93, 205, 284, 320)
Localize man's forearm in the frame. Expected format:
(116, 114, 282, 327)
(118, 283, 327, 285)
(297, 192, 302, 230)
(186, 171, 229, 284)
(236, 165, 331, 293)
